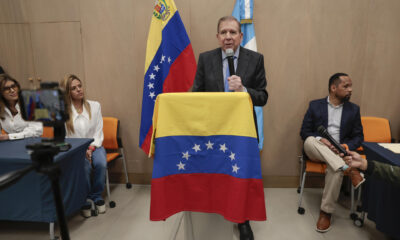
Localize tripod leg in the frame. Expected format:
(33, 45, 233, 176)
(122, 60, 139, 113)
(51, 177, 70, 240)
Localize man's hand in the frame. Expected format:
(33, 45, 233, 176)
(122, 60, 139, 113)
(343, 151, 368, 170)
(227, 75, 244, 92)
(319, 137, 339, 154)
(0, 134, 9, 141)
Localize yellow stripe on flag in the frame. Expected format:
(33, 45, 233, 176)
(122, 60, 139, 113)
(153, 92, 257, 138)
(145, 0, 178, 72)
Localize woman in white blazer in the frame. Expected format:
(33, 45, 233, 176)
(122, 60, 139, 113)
(0, 74, 42, 140)
(60, 74, 107, 217)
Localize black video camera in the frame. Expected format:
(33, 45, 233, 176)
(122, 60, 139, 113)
(18, 82, 69, 142)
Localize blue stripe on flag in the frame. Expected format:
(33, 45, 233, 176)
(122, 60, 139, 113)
(153, 135, 262, 179)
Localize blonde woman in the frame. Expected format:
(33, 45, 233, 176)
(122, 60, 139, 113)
(60, 74, 107, 217)
(0, 74, 42, 140)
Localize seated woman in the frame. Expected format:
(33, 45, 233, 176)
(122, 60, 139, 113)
(60, 74, 107, 217)
(0, 74, 42, 140)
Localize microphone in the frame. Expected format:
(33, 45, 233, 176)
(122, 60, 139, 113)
(317, 125, 348, 156)
(226, 48, 235, 76)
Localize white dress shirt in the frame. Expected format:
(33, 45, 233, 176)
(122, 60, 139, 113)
(326, 96, 343, 143)
(0, 103, 43, 140)
(66, 100, 104, 147)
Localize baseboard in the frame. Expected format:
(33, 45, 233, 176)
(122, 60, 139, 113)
(109, 173, 325, 188)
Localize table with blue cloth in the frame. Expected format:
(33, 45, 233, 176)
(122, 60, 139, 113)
(0, 138, 92, 223)
(362, 142, 400, 239)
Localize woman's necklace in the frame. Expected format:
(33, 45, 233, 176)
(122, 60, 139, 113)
(74, 103, 83, 114)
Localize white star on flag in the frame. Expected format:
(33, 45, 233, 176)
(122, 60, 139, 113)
(149, 73, 156, 80)
(149, 92, 155, 99)
(192, 144, 201, 152)
(219, 143, 228, 153)
(168, 57, 172, 63)
(205, 140, 214, 150)
(147, 83, 154, 89)
(229, 152, 235, 161)
(160, 55, 166, 63)
(177, 161, 185, 170)
(232, 164, 240, 173)
(182, 151, 190, 160)
(153, 65, 160, 72)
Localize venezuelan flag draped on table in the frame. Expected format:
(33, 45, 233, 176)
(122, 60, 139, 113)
(232, 0, 265, 151)
(150, 92, 266, 223)
(139, 0, 196, 155)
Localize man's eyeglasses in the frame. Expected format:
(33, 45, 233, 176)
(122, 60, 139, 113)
(2, 84, 18, 93)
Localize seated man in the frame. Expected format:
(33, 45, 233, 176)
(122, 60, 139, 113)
(300, 73, 364, 233)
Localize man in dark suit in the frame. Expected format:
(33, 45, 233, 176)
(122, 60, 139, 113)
(192, 16, 268, 107)
(192, 16, 268, 240)
(300, 73, 364, 233)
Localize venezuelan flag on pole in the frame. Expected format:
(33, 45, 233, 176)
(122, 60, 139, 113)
(139, 0, 196, 155)
(232, 0, 265, 150)
(150, 92, 266, 223)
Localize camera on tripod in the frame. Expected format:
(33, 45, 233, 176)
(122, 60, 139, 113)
(18, 82, 69, 143)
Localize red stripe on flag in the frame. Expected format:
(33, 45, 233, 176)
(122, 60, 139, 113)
(140, 125, 153, 155)
(150, 173, 266, 223)
(163, 44, 196, 92)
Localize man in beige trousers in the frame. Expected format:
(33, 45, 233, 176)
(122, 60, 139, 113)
(300, 73, 364, 233)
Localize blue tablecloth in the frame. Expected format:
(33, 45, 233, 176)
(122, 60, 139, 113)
(0, 138, 92, 223)
(362, 142, 400, 239)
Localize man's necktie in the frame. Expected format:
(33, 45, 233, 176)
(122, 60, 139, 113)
(224, 56, 236, 92)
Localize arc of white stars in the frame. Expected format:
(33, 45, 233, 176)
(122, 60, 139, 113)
(192, 144, 201, 152)
(147, 83, 154, 89)
(229, 152, 236, 161)
(177, 161, 185, 170)
(168, 57, 172, 63)
(205, 140, 214, 150)
(182, 151, 191, 160)
(149, 92, 155, 99)
(219, 143, 228, 153)
(232, 164, 240, 173)
(153, 65, 160, 72)
(149, 73, 156, 80)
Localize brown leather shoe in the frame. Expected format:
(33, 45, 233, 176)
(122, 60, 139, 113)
(350, 168, 365, 189)
(316, 210, 331, 233)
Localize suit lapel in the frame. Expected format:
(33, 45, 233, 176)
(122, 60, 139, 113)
(340, 101, 350, 140)
(236, 47, 249, 83)
(211, 49, 224, 91)
(321, 98, 328, 128)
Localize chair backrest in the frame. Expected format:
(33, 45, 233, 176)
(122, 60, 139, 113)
(103, 117, 119, 150)
(361, 116, 391, 143)
(41, 126, 54, 138)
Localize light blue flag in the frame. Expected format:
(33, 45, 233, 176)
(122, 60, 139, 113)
(232, 0, 264, 151)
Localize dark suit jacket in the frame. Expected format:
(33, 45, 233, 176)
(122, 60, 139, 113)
(300, 97, 364, 151)
(192, 47, 268, 106)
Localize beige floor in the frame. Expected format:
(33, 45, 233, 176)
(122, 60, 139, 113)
(0, 184, 391, 240)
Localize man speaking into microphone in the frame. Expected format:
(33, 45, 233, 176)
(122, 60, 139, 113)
(192, 16, 268, 240)
(192, 16, 268, 106)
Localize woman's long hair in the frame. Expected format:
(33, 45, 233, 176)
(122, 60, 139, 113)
(60, 74, 91, 134)
(0, 74, 21, 120)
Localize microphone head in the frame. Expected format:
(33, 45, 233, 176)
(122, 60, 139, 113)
(317, 125, 327, 137)
(225, 48, 234, 57)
